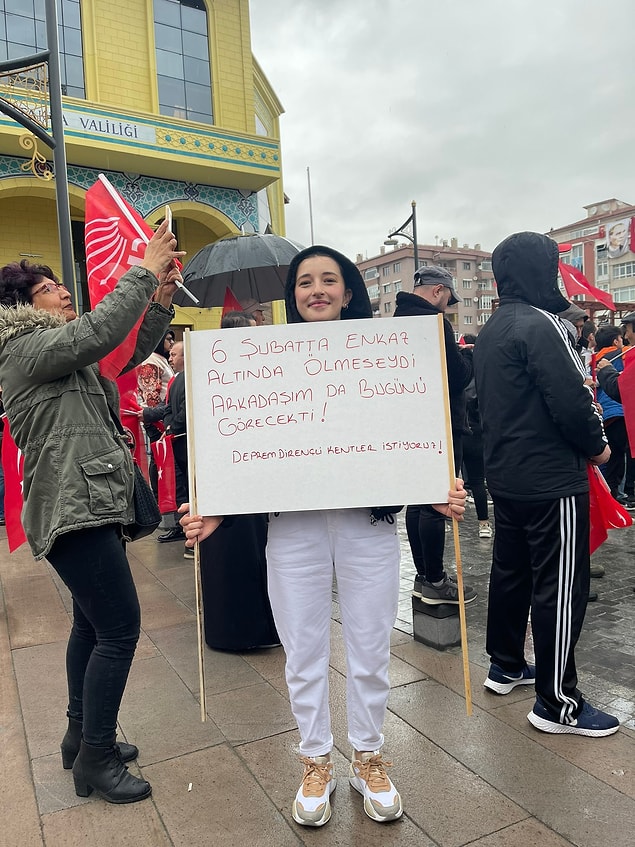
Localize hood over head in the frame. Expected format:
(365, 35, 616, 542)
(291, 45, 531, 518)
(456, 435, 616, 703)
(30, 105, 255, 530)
(492, 231, 569, 313)
(285, 245, 372, 324)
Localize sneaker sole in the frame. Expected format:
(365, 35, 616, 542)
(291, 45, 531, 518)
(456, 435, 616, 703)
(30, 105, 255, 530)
(527, 711, 619, 737)
(484, 676, 534, 695)
(417, 594, 477, 606)
(292, 779, 336, 827)
(349, 775, 403, 822)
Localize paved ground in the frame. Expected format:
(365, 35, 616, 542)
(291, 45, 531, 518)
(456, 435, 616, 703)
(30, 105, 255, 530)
(1, 504, 633, 847)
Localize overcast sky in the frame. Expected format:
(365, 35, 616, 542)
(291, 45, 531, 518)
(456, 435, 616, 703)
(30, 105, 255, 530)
(249, 0, 635, 262)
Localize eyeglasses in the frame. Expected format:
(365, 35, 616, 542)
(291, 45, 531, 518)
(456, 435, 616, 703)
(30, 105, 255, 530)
(32, 281, 67, 296)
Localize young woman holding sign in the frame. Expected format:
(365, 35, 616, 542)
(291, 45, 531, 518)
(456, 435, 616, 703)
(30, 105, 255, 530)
(180, 245, 466, 827)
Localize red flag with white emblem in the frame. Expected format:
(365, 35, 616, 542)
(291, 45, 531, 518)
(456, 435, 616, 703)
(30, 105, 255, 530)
(150, 435, 177, 512)
(620, 348, 635, 458)
(85, 174, 154, 380)
(1, 417, 27, 552)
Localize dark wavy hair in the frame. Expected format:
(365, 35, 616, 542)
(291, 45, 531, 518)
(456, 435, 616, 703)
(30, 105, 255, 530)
(0, 259, 59, 307)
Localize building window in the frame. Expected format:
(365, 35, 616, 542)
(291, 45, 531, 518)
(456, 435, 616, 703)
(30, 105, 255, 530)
(366, 283, 379, 300)
(478, 313, 490, 325)
(463, 261, 471, 270)
(384, 301, 392, 314)
(479, 260, 492, 271)
(613, 285, 635, 302)
(480, 295, 493, 310)
(0, 0, 85, 97)
(569, 244, 583, 272)
(464, 315, 473, 325)
(382, 282, 392, 294)
(382, 266, 391, 277)
(154, 0, 213, 124)
(393, 262, 401, 273)
(596, 261, 609, 280)
(613, 262, 635, 280)
(364, 267, 379, 280)
(394, 280, 402, 293)
(462, 279, 472, 289)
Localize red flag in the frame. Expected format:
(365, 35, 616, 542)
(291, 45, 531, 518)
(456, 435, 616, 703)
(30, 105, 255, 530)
(587, 463, 632, 554)
(630, 217, 635, 255)
(558, 262, 615, 311)
(1, 417, 27, 552)
(150, 436, 177, 512)
(222, 286, 243, 318)
(620, 349, 635, 458)
(85, 174, 154, 379)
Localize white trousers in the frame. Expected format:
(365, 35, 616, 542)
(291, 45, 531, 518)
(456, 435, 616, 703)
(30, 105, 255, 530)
(266, 509, 400, 757)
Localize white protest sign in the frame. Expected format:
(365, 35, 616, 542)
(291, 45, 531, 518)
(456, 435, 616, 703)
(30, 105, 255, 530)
(185, 314, 453, 515)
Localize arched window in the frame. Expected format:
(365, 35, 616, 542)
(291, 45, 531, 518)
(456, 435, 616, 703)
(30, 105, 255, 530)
(154, 0, 213, 124)
(0, 0, 85, 98)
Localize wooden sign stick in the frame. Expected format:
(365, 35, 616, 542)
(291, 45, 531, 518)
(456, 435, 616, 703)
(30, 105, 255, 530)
(184, 329, 207, 722)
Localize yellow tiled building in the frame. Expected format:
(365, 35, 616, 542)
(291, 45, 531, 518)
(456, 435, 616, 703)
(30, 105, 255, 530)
(0, 0, 285, 328)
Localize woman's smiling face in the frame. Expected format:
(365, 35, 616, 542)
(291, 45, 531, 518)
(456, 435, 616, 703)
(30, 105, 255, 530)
(294, 255, 351, 322)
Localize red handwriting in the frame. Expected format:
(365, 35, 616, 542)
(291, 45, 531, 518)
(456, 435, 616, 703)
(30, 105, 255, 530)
(210, 389, 313, 415)
(304, 355, 416, 375)
(345, 331, 409, 348)
(359, 377, 427, 397)
(218, 412, 314, 436)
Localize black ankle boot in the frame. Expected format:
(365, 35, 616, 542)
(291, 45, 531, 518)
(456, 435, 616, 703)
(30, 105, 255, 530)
(61, 717, 139, 769)
(72, 740, 152, 804)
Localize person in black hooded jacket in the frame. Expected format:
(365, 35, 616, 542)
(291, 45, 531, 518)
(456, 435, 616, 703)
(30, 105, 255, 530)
(474, 231, 618, 738)
(393, 266, 476, 603)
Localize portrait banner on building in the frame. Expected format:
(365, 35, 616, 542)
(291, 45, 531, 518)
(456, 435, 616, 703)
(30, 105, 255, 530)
(184, 315, 454, 516)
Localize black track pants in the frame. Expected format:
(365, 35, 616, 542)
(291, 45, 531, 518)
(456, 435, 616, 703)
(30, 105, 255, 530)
(486, 493, 590, 722)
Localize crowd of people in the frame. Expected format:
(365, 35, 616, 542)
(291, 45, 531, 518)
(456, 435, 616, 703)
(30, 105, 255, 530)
(0, 223, 630, 829)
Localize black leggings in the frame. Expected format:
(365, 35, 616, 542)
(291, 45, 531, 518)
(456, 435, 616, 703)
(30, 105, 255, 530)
(46, 525, 140, 745)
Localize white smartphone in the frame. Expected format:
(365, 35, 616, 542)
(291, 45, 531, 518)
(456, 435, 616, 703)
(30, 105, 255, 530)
(165, 204, 172, 230)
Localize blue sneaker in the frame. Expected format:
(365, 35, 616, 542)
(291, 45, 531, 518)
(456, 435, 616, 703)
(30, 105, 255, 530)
(527, 698, 619, 737)
(484, 662, 536, 695)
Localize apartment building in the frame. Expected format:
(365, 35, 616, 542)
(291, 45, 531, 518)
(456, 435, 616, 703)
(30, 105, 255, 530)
(548, 198, 635, 317)
(356, 238, 494, 338)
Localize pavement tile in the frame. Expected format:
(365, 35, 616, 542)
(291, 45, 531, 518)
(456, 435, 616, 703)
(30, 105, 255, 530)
(490, 696, 635, 799)
(143, 743, 301, 847)
(144, 619, 268, 696)
(119, 654, 224, 765)
(389, 678, 635, 847)
(465, 818, 574, 846)
(0, 585, 44, 847)
(129, 560, 195, 631)
(205, 680, 297, 745)
(2, 572, 70, 648)
(41, 795, 172, 847)
(12, 640, 69, 758)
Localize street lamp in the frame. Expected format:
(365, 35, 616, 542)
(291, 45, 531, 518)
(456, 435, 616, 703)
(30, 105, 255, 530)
(384, 200, 419, 273)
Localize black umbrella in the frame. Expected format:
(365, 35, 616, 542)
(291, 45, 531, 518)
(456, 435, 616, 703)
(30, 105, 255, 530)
(172, 233, 305, 308)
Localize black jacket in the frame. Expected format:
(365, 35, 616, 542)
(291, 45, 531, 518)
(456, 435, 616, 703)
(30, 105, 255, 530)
(164, 371, 186, 436)
(473, 232, 606, 501)
(596, 362, 622, 403)
(393, 291, 473, 438)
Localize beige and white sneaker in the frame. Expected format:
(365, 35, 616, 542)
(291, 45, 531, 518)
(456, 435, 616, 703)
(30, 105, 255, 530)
(478, 521, 493, 539)
(349, 751, 403, 822)
(292, 755, 336, 827)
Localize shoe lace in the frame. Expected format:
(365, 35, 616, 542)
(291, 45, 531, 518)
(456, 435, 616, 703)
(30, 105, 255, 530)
(353, 754, 392, 792)
(299, 756, 332, 797)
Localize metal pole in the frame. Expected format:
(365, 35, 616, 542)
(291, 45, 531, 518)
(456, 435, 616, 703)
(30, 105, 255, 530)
(307, 166, 315, 245)
(45, 0, 78, 309)
(411, 200, 419, 273)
